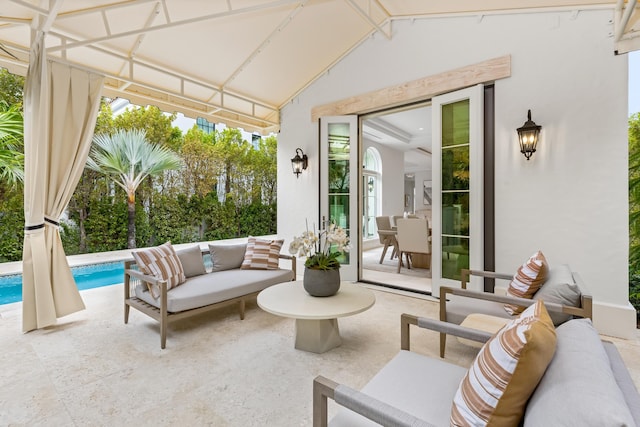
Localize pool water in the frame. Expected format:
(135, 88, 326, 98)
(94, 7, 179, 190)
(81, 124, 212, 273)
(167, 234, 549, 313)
(0, 262, 124, 306)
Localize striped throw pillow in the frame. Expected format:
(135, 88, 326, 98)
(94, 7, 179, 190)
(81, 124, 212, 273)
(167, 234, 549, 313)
(504, 250, 548, 315)
(451, 300, 557, 426)
(241, 237, 284, 270)
(132, 242, 186, 298)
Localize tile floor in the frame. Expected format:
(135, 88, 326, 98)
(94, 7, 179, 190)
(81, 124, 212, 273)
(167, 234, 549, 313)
(1, 282, 640, 426)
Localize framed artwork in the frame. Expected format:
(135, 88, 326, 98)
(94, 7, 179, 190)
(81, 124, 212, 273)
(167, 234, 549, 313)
(423, 180, 432, 205)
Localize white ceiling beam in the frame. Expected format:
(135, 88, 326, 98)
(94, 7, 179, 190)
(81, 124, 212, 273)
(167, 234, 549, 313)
(365, 117, 412, 144)
(614, 0, 637, 41)
(104, 80, 280, 128)
(222, 1, 307, 89)
(33, 0, 63, 33)
(8, 0, 49, 15)
(42, 28, 277, 111)
(160, 0, 171, 24)
(47, 0, 302, 52)
(0, 16, 31, 24)
(55, 0, 160, 19)
(614, 0, 640, 54)
(115, 2, 159, 78)
(0, 37, 279, 131)
(344, 0, 391, 39)
(101, 10, 112, 36)
(128, 2, 160, 58)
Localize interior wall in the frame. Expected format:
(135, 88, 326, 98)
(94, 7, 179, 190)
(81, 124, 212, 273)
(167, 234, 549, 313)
(277, 10, 632, 337)
(413, 170, 432, 219)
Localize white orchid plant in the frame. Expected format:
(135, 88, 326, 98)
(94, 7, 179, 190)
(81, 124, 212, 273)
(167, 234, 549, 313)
(289, 221, 350, 270)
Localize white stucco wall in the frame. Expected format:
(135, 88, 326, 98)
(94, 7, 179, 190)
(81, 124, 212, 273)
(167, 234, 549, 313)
(277, 10, 633, 337)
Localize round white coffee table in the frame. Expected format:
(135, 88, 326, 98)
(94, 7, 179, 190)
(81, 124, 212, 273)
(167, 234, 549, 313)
(257, 281, 376, 353)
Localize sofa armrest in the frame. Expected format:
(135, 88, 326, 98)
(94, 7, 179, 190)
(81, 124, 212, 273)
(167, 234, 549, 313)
(439, 286, 584, 319)
(460, 268, 513, 290)
(124, 267, 169, 304)
(571, 272, 593, 320)
(278, 253, 297, 278)
(401, 314, 492, 351)
(313, 376, 435, 427)
(125, 268, 163, 286)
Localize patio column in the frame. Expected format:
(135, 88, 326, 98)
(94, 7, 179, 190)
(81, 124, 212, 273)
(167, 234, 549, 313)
(22, 30, 105, 332)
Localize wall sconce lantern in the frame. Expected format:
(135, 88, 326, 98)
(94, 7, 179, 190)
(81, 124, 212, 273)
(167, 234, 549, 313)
(291, 148, 308, 178)
(517, 109, 542, 161)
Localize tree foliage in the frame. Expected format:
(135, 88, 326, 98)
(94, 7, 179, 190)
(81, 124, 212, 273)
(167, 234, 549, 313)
(0, 103, 24, 186)
(112, 104, 182, 150)
(0, 68, 24, 107)
(0, 185, 24, 262)
(0, 70, 279, 261)
(87, 129, 183, 248)
(0, 68, 25, 188)
(628, 112, 640, 318)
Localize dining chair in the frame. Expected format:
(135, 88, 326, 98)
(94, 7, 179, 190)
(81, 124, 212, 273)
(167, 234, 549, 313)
(375, 216, 397, 264)
(396, 218, 431, 273)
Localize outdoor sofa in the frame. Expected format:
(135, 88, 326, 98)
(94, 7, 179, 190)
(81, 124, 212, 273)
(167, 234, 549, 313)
(124, 240, 296, 348)
(314, 306, 640, 426)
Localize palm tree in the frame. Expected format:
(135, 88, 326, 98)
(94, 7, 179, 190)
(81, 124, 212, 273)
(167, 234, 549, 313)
(87, 129, 182, 248)
(0, 102, 24, 187)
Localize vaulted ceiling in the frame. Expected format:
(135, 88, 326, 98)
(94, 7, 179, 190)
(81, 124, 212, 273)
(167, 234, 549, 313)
(0, 0, 638, 133)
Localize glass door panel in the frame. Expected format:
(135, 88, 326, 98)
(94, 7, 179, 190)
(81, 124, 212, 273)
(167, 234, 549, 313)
(320, 116, 358, 280)
(432, 85, 484, 294)
(441, 100, 470, 280)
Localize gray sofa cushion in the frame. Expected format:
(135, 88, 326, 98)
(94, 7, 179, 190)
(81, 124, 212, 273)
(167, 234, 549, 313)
(176, 245, 206, 278)
(533, 264, 581, 325)
(135, 268, 294, 312)
(524, 318, 636, 427)
(602, 342, 640, 426)
(209, 243, 247, 272)
(330, 350, 467, 426)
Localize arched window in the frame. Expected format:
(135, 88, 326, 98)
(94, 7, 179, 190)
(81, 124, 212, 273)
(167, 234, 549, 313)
(363, 147, 382, 239)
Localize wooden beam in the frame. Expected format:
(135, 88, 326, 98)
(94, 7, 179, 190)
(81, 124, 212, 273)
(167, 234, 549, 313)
(311, 55, 511, 122)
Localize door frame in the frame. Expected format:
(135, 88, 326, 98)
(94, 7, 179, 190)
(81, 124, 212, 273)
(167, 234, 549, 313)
(313, 58, 508, 290)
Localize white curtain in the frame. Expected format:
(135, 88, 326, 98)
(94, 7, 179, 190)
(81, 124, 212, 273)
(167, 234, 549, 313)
(22, 31, 105, 332)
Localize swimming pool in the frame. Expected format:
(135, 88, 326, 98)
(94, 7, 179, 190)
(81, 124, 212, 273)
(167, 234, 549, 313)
(0, 253, 216, 306)
(0, 262, 124, 306)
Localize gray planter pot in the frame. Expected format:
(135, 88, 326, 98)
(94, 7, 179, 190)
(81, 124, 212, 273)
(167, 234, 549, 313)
(303, 268, 341, 297)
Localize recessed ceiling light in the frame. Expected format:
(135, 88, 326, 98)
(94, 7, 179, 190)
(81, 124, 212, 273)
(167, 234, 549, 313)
(418, 127, 424, 131)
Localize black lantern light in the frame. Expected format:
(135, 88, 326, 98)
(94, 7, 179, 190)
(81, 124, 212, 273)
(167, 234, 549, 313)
(517, 109, 542, 161)
(291, 148, 308, 178)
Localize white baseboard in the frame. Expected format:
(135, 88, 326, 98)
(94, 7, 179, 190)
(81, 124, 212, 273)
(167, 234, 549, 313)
(592, 301, 637, 339)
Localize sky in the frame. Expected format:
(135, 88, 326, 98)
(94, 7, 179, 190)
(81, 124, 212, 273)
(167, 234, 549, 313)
(631, 50, 640, 116)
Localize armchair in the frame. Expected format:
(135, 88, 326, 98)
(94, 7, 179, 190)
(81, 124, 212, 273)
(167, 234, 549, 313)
(313, 315, 491, 427)
(313, 311, 638, 426)
(438, 266, 593, 357)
